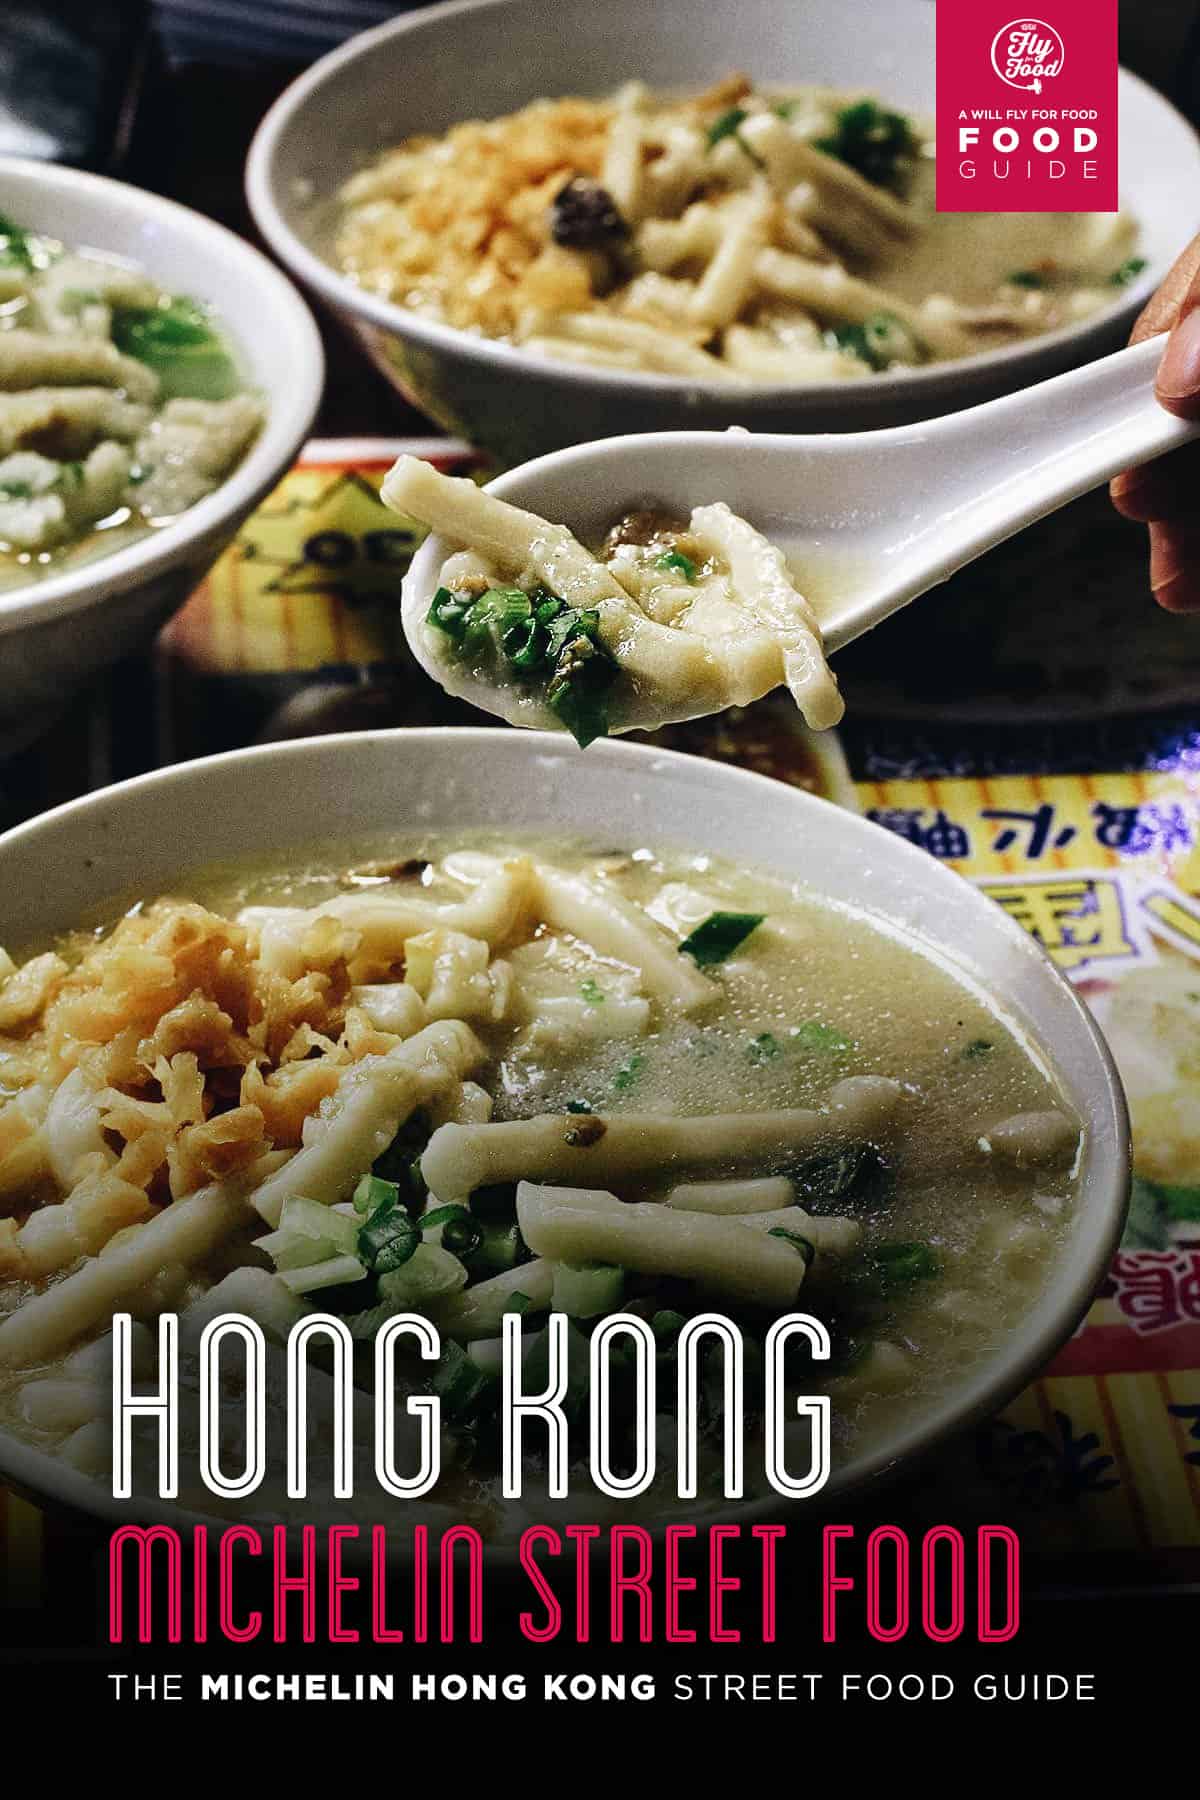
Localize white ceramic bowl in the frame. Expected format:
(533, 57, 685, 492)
(0, 728, 1128, 1526)
(0, 158, 324, 750)
(246, 0, 1200, 463)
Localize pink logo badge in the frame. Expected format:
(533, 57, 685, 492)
(937, 1, 1118, 212)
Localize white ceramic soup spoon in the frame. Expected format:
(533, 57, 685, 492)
(400, 333, 1200, 715)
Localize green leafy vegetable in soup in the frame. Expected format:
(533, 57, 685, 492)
(111, 298, 241, 401)
(0, 214, 34, 272)
(0, 219, 261, 591)
(815, 99, 919, 191)
(678, 911, 765, 965)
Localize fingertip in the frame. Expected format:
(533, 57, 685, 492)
(1150, 520, 1200, 612)
(1110, 441, 1200, 523)
(1153, 572, 1200, 613)
(1155, 308, 1200, 411)
(1153, 386, 1200, 423)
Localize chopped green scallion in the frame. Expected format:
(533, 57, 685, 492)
(789, 1019, 853, 1054)
(707, 106, 749, 146)
(445, 1217, 484, 1258)
(790, 1142, 891, 1211)
(851, 1240, 940, 1296)
(426, 576, 618, 748)
(832, 311, 924, 370)
(420, 1202, 475, 1233)
(655, 549, 696, 581)
(504, 617, 549, 668)
(768, 1227, 816, 1265)
(678, 910, 765, 966)
(357, 1200, 419, 1274)
(705, 106, 765, 166)
(0, 214, 33, 271)
(353, 1173, 400, 1216)
(431, 1340, 494, 1420)
(427, 585, 470, 641)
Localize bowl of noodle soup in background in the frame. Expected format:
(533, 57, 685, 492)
(0, 157, 324, 752)
(0, 729, 1128, 1536)
(245, 0, 1200, 463)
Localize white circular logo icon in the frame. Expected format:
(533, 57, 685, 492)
(990, 19, 1066, 95)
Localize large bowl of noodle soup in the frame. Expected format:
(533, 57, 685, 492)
(0, 729, 1128, 1535)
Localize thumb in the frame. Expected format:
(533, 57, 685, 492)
(1152, 239, 1200, 420)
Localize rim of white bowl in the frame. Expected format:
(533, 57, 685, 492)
(245, 0, 1195, 408)
(0, 156, 325, 633)
(0, 727, 1131, 1532)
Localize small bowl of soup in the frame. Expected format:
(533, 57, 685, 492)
(0, 728, 1128, 1533)
(0, 156, 323, 750)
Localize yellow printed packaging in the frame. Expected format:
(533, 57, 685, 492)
(858, 756, 1200, 1570)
